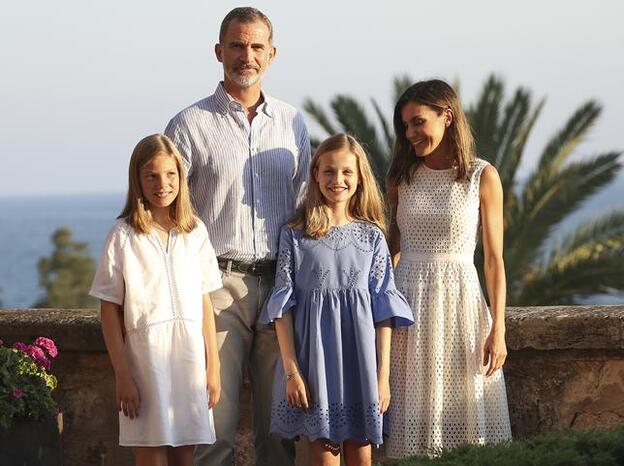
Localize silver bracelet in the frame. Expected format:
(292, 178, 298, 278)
(285, 371, 298, 381)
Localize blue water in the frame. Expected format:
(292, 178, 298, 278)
(0, 194, 125, 308)
(0, 193, 621, 308)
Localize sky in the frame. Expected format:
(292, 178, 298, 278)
(1, 0, 623, 197)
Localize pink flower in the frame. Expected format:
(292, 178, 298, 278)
(12, 387, 24, 399)
(0, 338, 4, 346)
(35, 337, 58, 358)
(12, 342, 28, 352)
(25, 345, 51, 371)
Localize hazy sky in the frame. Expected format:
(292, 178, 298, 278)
(1, 0, 623, 196)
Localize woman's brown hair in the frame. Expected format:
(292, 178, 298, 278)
(387, 79, 476, 186)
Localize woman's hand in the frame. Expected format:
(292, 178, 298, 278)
(115, 371, 141, 419)
(378, 373, 391, 414)
(286, 372, 310, 410)
(483, 327, 507, 377)
(206, 366, 221, 408)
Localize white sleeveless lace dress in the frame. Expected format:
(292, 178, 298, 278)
(386, 159, 512, 458)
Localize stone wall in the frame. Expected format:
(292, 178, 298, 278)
(1, 305, 623, 465)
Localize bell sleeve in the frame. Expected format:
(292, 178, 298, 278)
(89, 222, 126, 306)
(369, 231, 414, 328)
(261, 226, 297, 323)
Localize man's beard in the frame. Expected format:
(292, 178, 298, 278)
(225, 65, 264, 89)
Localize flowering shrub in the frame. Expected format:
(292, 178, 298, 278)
(0, 337, 59, 429)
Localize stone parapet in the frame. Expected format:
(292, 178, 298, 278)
(1, 305, 623, 465)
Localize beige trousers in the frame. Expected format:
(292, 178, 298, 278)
(195, 269, 295, 466)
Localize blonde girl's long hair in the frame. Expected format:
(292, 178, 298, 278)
(387, 79, 476, 186)
(289, 133, 386, 238)
(119, 134, 197, 234)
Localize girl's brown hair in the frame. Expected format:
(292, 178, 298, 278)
(119, 134, 197, 234)
(289, 133, 386, 238)
(387, 79, 476, 185)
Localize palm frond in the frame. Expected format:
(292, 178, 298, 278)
(330, 95, 388, 184)
(553, 210, 624, 259)
(371, 98, 394, 153)
(309, 136, 322, 151)
(392, 75, 413, 104)
(506, 152, 622, 277)
(536, 100, 602, 174)
(494, 88, 530, 168)
(498, 98, 545, 190)
(302, 98, 337, 136)
(514, 213, 624, 305)
(467, 74, 504, 164)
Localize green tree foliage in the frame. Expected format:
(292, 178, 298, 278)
(303, 74, 624, 305)
(35, 227, 97, 308)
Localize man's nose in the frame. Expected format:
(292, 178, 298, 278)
(241, 46, 253, 61)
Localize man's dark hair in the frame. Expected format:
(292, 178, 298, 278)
(219, 7, 273, 43)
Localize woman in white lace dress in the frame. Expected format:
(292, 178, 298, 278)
(385, 80, 512, 458)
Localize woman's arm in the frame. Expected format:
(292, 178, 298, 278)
(275, 310, 309, 409)
(479, 165, 508, 377)
(202, 294, 221, 408)
(376, 320, 392, 413)
(100, 299, 140, 418)
(387, 182, 401, 268)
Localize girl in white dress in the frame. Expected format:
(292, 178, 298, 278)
(385, 80, 512, 457)
(90, 134, 222, 466)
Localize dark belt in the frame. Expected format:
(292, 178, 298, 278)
(217, 258, 276, 277)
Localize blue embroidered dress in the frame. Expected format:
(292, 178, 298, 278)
(261, 221, 414, 444)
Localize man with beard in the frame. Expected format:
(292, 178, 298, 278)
(165, 7, 310, 466)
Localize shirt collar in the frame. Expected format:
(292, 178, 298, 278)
(213, 82, 273, 118)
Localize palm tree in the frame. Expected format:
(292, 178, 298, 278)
(302, 74, 624, 305)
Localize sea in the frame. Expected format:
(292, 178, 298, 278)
(0, 194, 125, 308)
(0, 193, 622, 308)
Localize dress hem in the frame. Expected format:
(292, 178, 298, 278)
(119, 438, 216, 447)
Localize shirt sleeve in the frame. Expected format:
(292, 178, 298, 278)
(198, 222, 223, 294)
(260, 226, 296, 323)
(89, 223, 125, 306)
(164, 116, 193, 177)
(369, 230, 414, 328)
(293, 111, 312, 207)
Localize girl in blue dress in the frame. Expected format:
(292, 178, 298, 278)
(261, 133, 414, 465)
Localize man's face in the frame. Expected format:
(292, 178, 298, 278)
(215, 19, 275, 90)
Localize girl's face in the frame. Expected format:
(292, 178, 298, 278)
(139, 154, 180, 212)
(401, 101, 452, 157)
(314, 149, 359, 209)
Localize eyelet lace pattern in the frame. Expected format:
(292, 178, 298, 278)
(386, 160, 512, 458)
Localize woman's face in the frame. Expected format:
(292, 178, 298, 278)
(400, 101, 451, 157)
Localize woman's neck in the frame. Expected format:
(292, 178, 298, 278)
(423, 139, 455, 170)
(326, 204, 353, 226)
(150, 208, 174, 230)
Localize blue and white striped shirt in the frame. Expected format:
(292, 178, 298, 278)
(165, 83, 311, 262)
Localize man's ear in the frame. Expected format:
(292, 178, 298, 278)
(268, 45, 277, 64)
(215, 43, 223, 63)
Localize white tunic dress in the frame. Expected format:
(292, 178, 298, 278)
(386, 160, 512, 457)
(90, 219, 222, 447)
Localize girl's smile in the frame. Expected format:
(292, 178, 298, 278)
(314, 148, 359, 209)
(140, 154, 180, 213)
